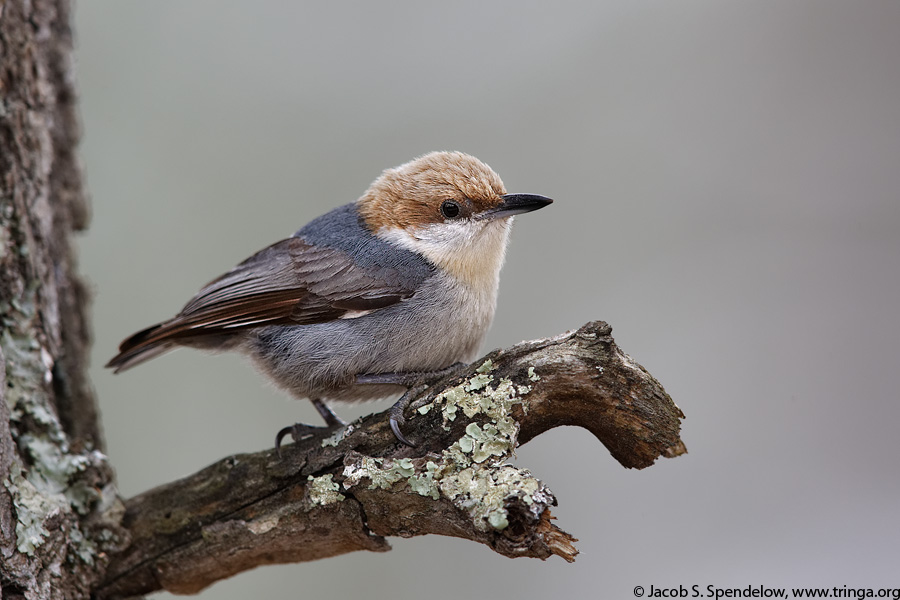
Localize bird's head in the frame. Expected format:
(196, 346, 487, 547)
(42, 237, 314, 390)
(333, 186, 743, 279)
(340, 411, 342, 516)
(358, 151, 552, 286)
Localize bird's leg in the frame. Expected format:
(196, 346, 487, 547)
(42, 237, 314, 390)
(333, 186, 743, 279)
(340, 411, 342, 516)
(311, 397, 346, 427)
(356, 362, 468, 446)
(355, 362, 467, 387)
(275, 398, 346, 455)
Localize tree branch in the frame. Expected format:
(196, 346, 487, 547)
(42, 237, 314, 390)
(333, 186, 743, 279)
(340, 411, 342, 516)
(96, 321, 686, 598)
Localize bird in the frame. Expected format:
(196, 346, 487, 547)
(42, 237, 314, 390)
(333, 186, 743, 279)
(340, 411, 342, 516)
(106, 151, 552, 448)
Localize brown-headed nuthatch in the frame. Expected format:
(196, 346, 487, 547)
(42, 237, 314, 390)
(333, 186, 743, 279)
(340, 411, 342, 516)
(107, 151, 552, 447)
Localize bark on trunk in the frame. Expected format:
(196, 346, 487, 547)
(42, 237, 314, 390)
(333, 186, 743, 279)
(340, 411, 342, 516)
(0, 1, 125, 598)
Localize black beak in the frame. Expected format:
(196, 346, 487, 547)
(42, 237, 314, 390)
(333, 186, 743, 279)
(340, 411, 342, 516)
(479, 193, 554, 220)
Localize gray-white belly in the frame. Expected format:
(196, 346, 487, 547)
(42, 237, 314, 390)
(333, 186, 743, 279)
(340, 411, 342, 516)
(242, 273, 496, 402)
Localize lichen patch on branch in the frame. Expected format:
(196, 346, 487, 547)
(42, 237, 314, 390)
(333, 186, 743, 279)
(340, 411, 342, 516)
(306, 474, 345, 506)
(343, 369, 552, 534)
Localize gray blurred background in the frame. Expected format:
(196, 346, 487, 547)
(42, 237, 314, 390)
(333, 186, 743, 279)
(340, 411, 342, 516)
(75, 1, 900, 598)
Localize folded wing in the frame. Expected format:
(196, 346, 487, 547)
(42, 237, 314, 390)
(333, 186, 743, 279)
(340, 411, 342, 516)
(106, 237, 426, 372)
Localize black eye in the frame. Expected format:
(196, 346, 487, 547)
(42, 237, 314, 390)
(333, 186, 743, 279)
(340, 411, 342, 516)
(440, 200, 461, 219)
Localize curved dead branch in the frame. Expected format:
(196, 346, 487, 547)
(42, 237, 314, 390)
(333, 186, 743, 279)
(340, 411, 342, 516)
(96, 321, 686, 598)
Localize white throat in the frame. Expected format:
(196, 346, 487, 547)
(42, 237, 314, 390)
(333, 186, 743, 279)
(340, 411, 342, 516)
(378, 218, 512, 291)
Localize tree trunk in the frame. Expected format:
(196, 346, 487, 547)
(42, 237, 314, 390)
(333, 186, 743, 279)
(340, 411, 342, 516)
(0, 1, 125, 598)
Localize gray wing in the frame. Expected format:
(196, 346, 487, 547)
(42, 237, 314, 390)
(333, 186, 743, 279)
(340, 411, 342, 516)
(106, 237, 428, 371)
(178, 237, 418, 327)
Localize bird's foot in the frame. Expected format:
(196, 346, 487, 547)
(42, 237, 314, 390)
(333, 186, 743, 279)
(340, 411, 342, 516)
(275, 398, 345, 455)
(388, 384, 429, 447)
(359, 362, 469, 447)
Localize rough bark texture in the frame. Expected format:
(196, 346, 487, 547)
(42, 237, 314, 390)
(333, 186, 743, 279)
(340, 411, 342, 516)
(0, 1, 126, 598)
(97, 321, 685, 598)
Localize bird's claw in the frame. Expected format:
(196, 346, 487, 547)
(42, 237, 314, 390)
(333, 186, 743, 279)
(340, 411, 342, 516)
(275, 422, 330, 456)
(357, 363, 471, 447)
(388, 383, 431, 447)
(390, 415, 413, 447)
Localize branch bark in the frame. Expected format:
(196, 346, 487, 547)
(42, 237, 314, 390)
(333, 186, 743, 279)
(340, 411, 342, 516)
(97, 321, 686, 597)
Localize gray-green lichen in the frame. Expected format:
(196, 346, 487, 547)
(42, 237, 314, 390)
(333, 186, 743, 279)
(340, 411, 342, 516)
(5, 470, 54, 554)
(343, 457, 416, 491)
(321, 424, 354, 448)
(66, 525, 98, 566)
(342, 368, 552, 533)
(475, 359, 494, 374)
(2, 291, 59, 434)
(438, 464, 550, 531)
(6, 438, 108, 555)
(21, 436, 104, 515)
(1, 289, 111, 562)
(306, 474, 346, 506)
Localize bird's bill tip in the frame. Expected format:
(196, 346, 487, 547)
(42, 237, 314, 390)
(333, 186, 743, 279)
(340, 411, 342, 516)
(480, 193, 553, 220)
